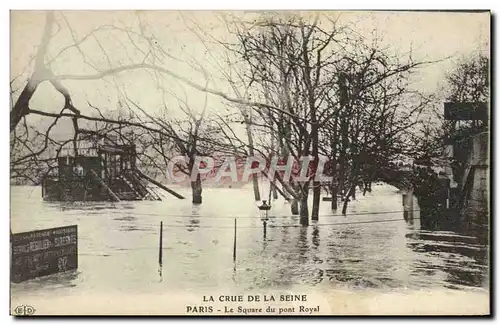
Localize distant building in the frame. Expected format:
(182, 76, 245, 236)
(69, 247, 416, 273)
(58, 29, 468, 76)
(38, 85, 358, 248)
(443, 102, 489, 228)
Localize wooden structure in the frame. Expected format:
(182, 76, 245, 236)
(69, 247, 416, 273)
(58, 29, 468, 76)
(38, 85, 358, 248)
(41, 131, 182, 202)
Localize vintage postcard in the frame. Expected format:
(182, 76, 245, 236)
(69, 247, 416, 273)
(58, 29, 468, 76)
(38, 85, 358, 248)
(9, 10, 490, 316)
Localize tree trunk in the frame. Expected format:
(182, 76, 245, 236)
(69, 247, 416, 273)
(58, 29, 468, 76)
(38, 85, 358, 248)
(341, 196, 349, 216)
(299, 194, 309, 226)
(331, 185, 338, 210)
(243, 104, 260, 201)
(311, 183, 320, 221)
(330, 117, 339, 211)
(338, 153, 346, 197)
(11, 12, 55, 131)
(191, 174, 202, 204)
(272, 183, 278, 200)
(10, 84, 37, 131)
(311, 127, 320, 220)
(252, 176, 261, 201)
(342, 184, 356, 215)
(291, 198, 299, 215)
(310, 93, 320, 221)
(363, 178, 372, 195)
(338, 75, 349, 200)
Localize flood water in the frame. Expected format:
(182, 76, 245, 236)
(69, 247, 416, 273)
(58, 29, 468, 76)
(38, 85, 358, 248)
(10, 183, 489, 313)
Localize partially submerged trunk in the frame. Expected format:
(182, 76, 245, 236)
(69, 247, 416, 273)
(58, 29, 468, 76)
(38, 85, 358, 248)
(291, 198, 299, 215)
(191, 174, 202, 204)
(311, 127, 320, 221)
(330, 117, 339, 211)
(299, 184, 309, 226)
(341, 182, 357, 215)
(299, 195, 309, 226)
(252, 176, 261, 202)
(311, 183, 320, 221)
(363, 179, 372, 196)
(330, 184, 338, 210)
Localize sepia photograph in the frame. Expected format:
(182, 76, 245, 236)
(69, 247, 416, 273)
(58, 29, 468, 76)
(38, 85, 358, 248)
(9, 9, 491, 316)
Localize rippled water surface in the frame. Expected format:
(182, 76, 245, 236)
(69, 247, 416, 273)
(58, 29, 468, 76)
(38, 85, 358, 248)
(10, 183, 489, 300)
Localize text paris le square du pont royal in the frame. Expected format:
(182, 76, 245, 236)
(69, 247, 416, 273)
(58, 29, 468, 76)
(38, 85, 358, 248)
(186, 294, 320, 315)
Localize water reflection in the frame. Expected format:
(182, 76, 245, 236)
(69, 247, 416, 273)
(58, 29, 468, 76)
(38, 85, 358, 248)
(312, 226, 320, 249)
(54, 201, 136, 212)
(10, 270, 80, 295)
(262, 220, 268, 242)
(405, 222, 488, 288)
(247, 215, 488, 290)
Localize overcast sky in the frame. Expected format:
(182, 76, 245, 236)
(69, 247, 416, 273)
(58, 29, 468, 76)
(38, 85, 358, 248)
(10, 10, 490, 136)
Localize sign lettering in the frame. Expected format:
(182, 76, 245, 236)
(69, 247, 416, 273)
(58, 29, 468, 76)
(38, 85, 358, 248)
(11, 225, 78, 283)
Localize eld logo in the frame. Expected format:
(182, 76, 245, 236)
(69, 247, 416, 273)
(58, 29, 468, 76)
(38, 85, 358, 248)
(13, 305, 35, 316)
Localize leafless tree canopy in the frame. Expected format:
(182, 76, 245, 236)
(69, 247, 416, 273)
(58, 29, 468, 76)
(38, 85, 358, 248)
(11, 11, 484, 222)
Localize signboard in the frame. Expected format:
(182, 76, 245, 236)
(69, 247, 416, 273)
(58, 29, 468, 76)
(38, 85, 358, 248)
(11, 225, 78, 283)
(444, 102, 488, 121)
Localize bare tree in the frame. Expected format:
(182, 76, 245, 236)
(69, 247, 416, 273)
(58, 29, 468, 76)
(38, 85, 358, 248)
(11, 11, 439, 223)
(10, 11, 308, 188)
(222, 13, 435, 222)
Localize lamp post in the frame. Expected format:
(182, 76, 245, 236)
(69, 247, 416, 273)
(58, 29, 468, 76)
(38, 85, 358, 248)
(258, 200, 271, 220)
(258, 200, 271, 240)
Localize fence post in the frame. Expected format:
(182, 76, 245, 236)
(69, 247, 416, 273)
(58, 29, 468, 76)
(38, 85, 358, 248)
(159, 221, 163, 267)
(233, 218, 237, 263)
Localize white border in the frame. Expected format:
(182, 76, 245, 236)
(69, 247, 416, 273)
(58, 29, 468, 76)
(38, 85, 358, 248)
(1, 1, 497, 324)
(3, 1, 498, 10)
